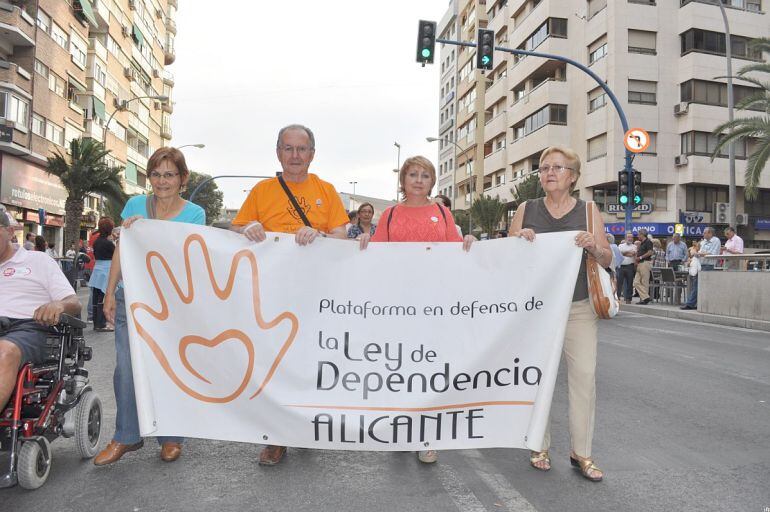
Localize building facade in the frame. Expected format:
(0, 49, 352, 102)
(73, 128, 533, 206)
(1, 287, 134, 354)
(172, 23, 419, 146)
(0, 0, 177, 253)
(437, 0, 770, 246)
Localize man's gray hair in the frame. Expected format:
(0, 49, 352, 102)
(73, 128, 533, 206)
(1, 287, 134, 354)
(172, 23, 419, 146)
(638, 228, 648, 236)
(276, 124, 315, 150)
(704, 226, 714, 236)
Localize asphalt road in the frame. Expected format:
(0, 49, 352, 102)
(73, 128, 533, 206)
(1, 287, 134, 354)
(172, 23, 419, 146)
(2, 303, 769, 511)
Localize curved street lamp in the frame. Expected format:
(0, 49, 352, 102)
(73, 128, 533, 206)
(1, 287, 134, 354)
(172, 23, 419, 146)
(103, 94, 169, 139)
(427, 136, 472, 234)
(177, 143, 206, 149)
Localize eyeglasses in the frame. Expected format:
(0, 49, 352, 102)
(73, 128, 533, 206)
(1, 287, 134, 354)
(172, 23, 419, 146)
(540, 164, 575, 174)
(279, 145, 313, 156)
(149, 172, 179, 180)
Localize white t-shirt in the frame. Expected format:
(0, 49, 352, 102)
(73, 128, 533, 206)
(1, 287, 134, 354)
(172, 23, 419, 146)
(617, 241, 637, 266)
(0, 247, 75, 319)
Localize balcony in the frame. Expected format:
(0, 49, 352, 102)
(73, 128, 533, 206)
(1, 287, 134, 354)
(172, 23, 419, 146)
(92, 0, 110, 28)
(483, 147, 508, 175)
(509, 77, 568, 127)
(484, 110, 508, 142)
(166, 18, 177, 35)
(484, 74, 507, 108)
(508, 124, 570, 162)
(167, 0, 177, 7)
(164, 47, 175, 65)
(161, 100, 173, 114)
(0, 61, 33, 94)
(161, 126, 172, 139)
(162, 70, 175, 86)
(0, 4, 35, 47)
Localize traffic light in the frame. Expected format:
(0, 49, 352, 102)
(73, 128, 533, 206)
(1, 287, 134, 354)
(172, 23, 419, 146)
(476, 29, 494, 70)
(633, 170, 643, 205)
(617, 170, 630, 206)
(416, 20, 437, 65)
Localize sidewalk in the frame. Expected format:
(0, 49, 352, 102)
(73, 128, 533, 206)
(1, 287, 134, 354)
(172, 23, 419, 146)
(621, 301, 770, 332)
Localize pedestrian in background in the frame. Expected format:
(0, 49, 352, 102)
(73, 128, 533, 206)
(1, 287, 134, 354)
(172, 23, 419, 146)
(652, 238, 666, 268)
(23, 232, 35, 250)
(360, 155, 474, 465)
(617, 232, 637, 304)
(89, 217, 115, 332)
(633, 228, 653, 305)
(666, 233, 687, 270)
(34, 235, 47, 253)
(508, 145, 610, 482)
(722, 226, 744, 271)
(347, 202, 376, 239)
(434, 194, 463, 237)
(46, 241, 57, 259)
(607, 234, 622, 274)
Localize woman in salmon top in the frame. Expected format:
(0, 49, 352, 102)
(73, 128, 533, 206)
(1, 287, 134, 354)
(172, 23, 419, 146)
(359, 155, 474, 464)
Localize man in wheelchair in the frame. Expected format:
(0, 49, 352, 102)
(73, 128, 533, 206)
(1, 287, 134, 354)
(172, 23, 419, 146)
(0, 210, 81, 415)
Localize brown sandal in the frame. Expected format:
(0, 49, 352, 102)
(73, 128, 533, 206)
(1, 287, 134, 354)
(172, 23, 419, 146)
(529, 450, 551, 471)
(570, 453, 603, 482)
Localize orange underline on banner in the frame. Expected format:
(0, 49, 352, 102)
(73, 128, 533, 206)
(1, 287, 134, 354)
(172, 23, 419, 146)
(282, 401, 534, 412)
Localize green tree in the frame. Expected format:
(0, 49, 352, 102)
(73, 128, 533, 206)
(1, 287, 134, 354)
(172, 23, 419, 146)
(452, 209, 470, 236)
(711, 37, 770, 200)
(181, 171, 224, 225)
(470, 195, 507, 237)
(47, 138, 126, 251)
(510, 172, 544, 208)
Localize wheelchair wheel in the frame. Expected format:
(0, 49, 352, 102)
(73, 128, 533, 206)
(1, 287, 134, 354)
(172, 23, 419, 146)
(74, 390, 102, 458)
(17, 438, 51, 490)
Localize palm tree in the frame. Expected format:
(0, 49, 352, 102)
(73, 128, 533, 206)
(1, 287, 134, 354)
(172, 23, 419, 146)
(711, 38, 770, 200)
(510, 172, 545, 208)
(47, 138, 126, 250)
(470, 195, 507, 237)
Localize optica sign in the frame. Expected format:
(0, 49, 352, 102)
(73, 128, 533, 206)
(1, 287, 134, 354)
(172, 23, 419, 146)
(604, 223, 709, 237)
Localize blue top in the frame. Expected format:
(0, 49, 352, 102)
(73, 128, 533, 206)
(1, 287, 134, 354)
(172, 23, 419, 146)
(347, 223, 377, 239)
(666, 241, 688, 262)
(610, 244, 623, 269)
(121, 195, 206, 225)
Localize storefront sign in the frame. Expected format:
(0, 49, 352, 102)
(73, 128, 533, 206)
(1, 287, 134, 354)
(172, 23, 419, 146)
(755, 218, 770, 231)
(607, 203, 652, 214)
(0, 155, 67, 215)
(605, 222, 708, 237)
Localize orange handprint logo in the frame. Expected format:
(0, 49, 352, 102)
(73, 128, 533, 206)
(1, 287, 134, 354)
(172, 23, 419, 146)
(129, 234, 298, 404)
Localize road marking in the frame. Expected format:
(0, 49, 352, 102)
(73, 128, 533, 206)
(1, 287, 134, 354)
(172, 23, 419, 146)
(464, 450, 539, 512)
(435, 462, 488, 512)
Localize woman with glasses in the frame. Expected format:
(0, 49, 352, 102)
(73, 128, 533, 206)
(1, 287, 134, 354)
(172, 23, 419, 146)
(347, 202, 377, 239)
(94, 147, 205, 467)
(508, 146, 611, 482)
(359, 156, 474, 464)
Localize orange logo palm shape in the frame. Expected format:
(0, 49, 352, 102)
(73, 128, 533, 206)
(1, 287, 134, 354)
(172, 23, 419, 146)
(129, 234, 299, 403)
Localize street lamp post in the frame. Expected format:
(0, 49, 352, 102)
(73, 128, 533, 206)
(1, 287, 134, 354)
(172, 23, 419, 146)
(427, 136, 472, 235)
(177, 143, 206, 149)
(712, 0, 736, 228)
(349, 181, 358, 195)
(393, 142, 401, 201)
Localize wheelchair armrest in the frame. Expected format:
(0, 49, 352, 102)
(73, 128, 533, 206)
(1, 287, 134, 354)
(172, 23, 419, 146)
(59, 314, 87, 329)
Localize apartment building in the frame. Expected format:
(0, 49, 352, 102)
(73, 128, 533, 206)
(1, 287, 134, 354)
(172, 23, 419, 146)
(437, 0, 770, 246)
(0, 0, 177, 251)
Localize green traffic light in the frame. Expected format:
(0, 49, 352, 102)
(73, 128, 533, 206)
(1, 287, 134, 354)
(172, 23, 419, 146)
(620, 196, 629, 205)
(421, 48, 431, 58)
(634, 195, 642, 205)
(482, 56, 490, 65)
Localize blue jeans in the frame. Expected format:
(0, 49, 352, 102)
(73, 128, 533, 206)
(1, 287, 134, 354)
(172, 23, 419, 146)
(113, 288, 184, 445)
(684, 264, 714, 307)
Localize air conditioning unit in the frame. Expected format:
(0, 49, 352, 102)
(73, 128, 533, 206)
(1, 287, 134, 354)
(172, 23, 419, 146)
(123, 67, 132, 79)
(121, 25, 130, 37)
(674, 102, 689, 116)
(736, 213, 749, 226)
(674, 155, 689, 166)
(713, 202, 730, 224)
(155, 8, 163, 18)
(152, 68, 160, 78)
(153, 101, 162, 110)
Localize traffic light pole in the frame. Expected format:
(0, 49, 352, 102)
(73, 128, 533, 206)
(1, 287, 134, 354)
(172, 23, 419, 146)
(436, 38, 636, 234)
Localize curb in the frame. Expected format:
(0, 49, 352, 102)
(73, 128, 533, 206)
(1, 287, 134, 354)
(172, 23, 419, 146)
(621, 303, 770, 333)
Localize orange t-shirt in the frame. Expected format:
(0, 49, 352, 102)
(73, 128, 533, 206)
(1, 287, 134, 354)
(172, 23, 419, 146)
(232, 174, 348, 234)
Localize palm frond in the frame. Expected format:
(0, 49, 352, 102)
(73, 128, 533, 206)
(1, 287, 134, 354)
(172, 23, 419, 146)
(743, 138, 770, 200)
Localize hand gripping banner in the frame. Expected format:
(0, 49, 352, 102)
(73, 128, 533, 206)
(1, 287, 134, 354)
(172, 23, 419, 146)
(120, 221, 583, 451)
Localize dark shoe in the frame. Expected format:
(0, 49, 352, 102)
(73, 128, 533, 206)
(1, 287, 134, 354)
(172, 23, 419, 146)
(680, 305, 696, 310)
(259, 445, 286, 466)
(638, 298, 651, 305)
(160, 442, 182, 462)
(624, 299, 632, 304)
(93, 440, 144, 466)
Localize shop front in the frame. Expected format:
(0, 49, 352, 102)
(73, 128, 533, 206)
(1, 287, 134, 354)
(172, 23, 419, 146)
(0, 153, 68, 255)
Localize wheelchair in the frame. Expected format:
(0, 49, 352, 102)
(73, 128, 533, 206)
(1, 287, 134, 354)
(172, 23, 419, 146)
(0, 314, 102, 490)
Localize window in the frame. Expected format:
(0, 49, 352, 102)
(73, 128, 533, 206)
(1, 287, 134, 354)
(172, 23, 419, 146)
(64, 122, 82, 146)
(685, 186, 728, 212)
(588, 87, 607, 112)
(8, 96, 28, 129)
(34, 59, 49, 78)
(680, 131, 747, 158)
(746, 190, 770, 217)
(51, 23, 68, 50)
(680, 79, 763, 111)
(48, 72, 66, 97)
(93, 62, 107, 86)
(588, 37, 608, 64)
(680, 28, 762, 60)
(108, 121, 126, 142)
(628, 29, 656, 54)
(515, 18, 568, 61)
(588, 0, 608, 18)
(648, 185, 668, 211)
(628, 79, 657, 104)
(45, 121, 64, 146)
(641, 132, 657, 155)
(587, 133, 607, 161)
(31, 114, 44, 136)
(516, 104, 568, 136)
(36, 9, 50, 33)
(69, 30, 88, 69)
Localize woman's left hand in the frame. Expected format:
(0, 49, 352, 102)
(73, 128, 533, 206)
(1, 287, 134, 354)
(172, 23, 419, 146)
(463, 234, 476, 252)
(575, 231, 597, 253)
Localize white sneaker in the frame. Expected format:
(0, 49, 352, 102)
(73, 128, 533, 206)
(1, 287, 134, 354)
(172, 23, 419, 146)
(417, 450, 438, 464)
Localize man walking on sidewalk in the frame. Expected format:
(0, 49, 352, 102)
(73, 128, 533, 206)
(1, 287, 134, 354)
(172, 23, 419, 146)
(633, 228, 654, 305)
(617, 232, 637, 304)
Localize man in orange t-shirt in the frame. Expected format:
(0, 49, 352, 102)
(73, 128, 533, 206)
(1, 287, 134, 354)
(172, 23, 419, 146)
(231, 124, 347, 246)
(231, 124, 347, 467)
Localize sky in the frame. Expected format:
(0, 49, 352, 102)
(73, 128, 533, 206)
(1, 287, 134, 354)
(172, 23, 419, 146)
(171, 1, 450, 208)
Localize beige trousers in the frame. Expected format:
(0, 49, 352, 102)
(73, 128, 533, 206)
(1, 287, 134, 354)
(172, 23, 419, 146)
(633, 260, 652, 300)
(541, 299, 598, 458)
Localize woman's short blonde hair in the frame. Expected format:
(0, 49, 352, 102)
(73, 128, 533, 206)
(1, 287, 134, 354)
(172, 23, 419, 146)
(539, 146, 581, 192)
(399, 156, 436, 197)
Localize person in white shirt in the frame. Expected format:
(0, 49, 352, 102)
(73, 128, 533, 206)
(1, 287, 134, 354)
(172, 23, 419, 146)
(722, 226, 744, 271)
(0, 210, 81, 410)
(617, 232, 637, 304)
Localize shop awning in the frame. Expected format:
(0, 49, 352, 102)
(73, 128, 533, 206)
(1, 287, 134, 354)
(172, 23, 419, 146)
(75, 0, 98, 28)
(132, 24, 145, 47)
(125, 161, 137, 184)
(92, 97, 106, 121)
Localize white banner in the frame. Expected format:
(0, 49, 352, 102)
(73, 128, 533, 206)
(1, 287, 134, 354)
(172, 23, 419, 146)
(120, 221, 583, 451)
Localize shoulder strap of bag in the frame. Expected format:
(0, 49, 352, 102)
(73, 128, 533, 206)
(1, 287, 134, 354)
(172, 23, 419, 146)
(386, 206, 396, 242)
(278, 175, 312, 228)
(585, 200, 594, 236)
(146, 194, 156, 220)
(435, 203, 448, 225)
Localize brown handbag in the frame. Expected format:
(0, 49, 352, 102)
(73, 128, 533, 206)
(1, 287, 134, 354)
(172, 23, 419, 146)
(585, 201, 619, 319)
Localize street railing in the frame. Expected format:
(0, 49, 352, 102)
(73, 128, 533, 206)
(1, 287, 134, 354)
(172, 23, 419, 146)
(702, 254, 770, 271)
